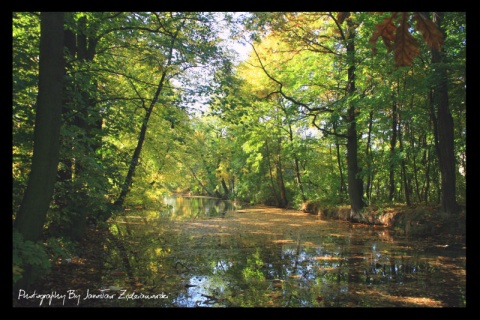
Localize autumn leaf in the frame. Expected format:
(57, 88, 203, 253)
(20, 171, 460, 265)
(369, 17, 396, 55)
(370, 12, 444, 66)
(394, 13, 420, 67)
(413, 12, 444, 50)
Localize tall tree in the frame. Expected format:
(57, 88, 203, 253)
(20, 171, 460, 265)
(114, 12, 226, 208)
(244, 12, 366, 218)
(13, 11, 65, 287)
(114, 20, 181, 208)
(53, 12, 132, 238)
(369, 11, 464, 211)
(430, 12, 460, 215)
(342, 14, 366, 218)
(59, 14, 101, 239)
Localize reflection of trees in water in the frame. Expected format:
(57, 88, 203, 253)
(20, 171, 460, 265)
(104, 199, 465, 307)
(162, 195, 236, 219)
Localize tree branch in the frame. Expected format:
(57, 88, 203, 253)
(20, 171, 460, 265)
(248, 41, 333, 114)
(312, 114, 348, 138)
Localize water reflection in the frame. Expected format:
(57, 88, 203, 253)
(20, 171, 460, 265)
(100, 196, 466, 308)
(160, 195, 240, 220)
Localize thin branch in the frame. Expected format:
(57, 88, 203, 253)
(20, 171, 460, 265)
(248, 41, 333, 114)
(312, 114, 348, 139)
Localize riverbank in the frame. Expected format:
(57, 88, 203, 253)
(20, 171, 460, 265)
(300, 201, 466, 241)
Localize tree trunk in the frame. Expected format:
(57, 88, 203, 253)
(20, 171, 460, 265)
(188, 167, 215, 197)
(431, 12, 460, 215)
(221, 178, 230, 198)
(333, 121, 346, 202)
(287, 123, 306, 202)
(389, 97, 398, 202)
(345, 19, 365, 220)
(412, 128, 423, 203)
(64, 16, 99, 240)
(398, 120, 411, 206)
(428, 89, 441, 205)
(114, 82, 162, 208)
(424, 143, 431, 204)
(264, 139, 281, 206)
(276, 139, 288, 208)
(54, 25, 76, 225)
(13, 11, 65, 288)
(365, 110, 374, 202)
(346, 107, 365, 220)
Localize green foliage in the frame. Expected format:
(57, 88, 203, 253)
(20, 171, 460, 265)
(12, 12, 41, 218)
(242, 250, 265, 280)
(12, 230, 50, 284)
(12, 11, 466, 250)
(13, 228, 81, 285)
(45, 237, 79, 261)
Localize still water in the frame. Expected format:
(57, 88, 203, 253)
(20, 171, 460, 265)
(101, 195, 466, 308)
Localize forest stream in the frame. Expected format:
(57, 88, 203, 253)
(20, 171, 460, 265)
(14, 195, 466, 308)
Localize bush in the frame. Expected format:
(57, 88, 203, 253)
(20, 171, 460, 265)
(12, 230, 80, 285)
(12, 230, 50, 284)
